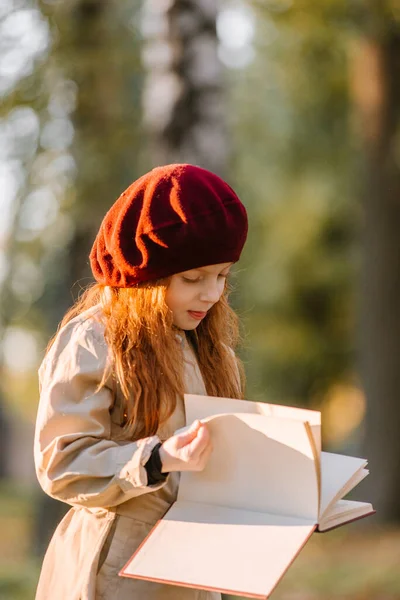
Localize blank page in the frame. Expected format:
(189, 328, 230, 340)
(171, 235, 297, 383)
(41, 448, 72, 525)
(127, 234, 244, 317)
(184, 394, 321, 459)
(319, 452, 368, 518)
(179, 412, 319, 521)
(318, 499, 375, 532)
(121, 500, 316, 598)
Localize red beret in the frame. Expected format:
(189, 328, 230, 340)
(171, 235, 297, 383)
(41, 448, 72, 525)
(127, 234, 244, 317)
(90, 163, 248, 287)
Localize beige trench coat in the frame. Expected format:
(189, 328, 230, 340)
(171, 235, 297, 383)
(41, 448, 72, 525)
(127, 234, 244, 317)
(34, 305, 221, 600)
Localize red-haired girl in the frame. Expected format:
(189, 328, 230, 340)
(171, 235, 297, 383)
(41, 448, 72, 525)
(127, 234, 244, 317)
(34, 164, 248, 599)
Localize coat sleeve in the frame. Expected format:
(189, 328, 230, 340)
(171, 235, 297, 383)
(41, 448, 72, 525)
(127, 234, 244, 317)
(34, 315, 168, 509)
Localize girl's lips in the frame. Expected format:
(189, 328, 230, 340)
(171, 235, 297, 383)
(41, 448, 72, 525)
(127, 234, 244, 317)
(188, 310, 207, 320)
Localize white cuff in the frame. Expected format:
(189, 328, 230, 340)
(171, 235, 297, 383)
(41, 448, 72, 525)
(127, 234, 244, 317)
(116, 436, 167, 491)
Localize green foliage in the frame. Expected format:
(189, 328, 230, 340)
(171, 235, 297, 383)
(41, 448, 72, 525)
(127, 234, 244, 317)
(230, 0, 359, 408)
(0, 0, 146, 421)
(0, 1, 380, 427)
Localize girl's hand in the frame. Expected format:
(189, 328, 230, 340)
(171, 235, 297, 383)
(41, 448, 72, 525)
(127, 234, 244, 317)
(159, 420, 213, 473)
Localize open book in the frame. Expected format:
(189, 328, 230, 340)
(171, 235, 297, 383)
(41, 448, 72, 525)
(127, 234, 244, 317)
(120, 394, 374, 599)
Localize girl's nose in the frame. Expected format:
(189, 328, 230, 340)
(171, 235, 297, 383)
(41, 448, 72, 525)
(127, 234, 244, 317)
(199, 281, 221, 304)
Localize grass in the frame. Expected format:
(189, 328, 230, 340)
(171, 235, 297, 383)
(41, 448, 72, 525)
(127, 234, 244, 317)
(226, 524, 400, 600)
(1, 482, 399, 600)
(278, 526, 400, 599)
(0, 482, 40, 600)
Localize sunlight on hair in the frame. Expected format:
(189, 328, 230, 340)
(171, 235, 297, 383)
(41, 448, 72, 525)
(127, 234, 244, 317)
(46, 281, 244, 440)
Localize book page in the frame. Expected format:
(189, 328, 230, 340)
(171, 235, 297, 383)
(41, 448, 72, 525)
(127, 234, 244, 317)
(121, 500, 316, 598)
(184, 393, 322, 460)
(318, 499, 375, 532)
(319, 452, 368, 519)
(178, 412, 320, 521)
(256, 402, 321, 458)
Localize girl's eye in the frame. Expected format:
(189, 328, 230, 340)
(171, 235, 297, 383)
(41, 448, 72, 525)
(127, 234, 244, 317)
(182, 276, 200, 283)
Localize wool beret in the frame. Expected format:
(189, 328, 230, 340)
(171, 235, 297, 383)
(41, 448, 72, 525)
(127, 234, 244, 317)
(90, 163, 248, 287)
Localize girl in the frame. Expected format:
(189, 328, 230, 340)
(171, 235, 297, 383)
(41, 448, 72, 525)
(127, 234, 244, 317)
(34, 163, 248, 600)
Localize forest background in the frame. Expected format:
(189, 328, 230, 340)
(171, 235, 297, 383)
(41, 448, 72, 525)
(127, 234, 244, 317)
(1, 0, 400, 598)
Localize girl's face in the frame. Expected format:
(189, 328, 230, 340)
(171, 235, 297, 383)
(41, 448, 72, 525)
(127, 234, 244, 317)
(165, 262, 232, 330)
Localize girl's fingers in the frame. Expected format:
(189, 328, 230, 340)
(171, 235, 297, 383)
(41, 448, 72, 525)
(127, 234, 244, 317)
(187, 424, 210, 458)
(189, 419, 201, 432)
(175, 420, 201, 448)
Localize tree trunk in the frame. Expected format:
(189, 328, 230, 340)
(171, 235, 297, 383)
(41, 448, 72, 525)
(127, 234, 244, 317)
(0, 394, 9, 478)
(142, 0, 227, 174)
(33, 0, 143, 555)
(352, 30, 400, 520)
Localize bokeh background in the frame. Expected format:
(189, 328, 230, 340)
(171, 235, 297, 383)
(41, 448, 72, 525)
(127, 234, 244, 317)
(1, 0, 400, 598)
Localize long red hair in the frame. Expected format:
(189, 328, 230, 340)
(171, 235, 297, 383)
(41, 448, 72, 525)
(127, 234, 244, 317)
(47, 279, 245, 439)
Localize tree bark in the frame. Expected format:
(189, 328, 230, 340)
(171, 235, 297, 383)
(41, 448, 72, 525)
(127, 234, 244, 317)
(142, 0, 227, 174)
(33, 0, 143, 555)
(352, 30, 400, 520)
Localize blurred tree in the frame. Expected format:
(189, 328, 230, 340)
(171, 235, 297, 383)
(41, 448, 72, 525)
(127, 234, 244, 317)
(27, 0, 144, 555)
(229, 0, 356, 414)
(141, 0, 227, 173)
(350, 6, 400, 520)
(37, 0, 144, 332)
(229, 0, 400, 520)
(0, 1, 52, 478)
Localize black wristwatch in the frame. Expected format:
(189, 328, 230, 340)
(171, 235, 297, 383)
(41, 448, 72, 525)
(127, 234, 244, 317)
(145, 442, 169, 485)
